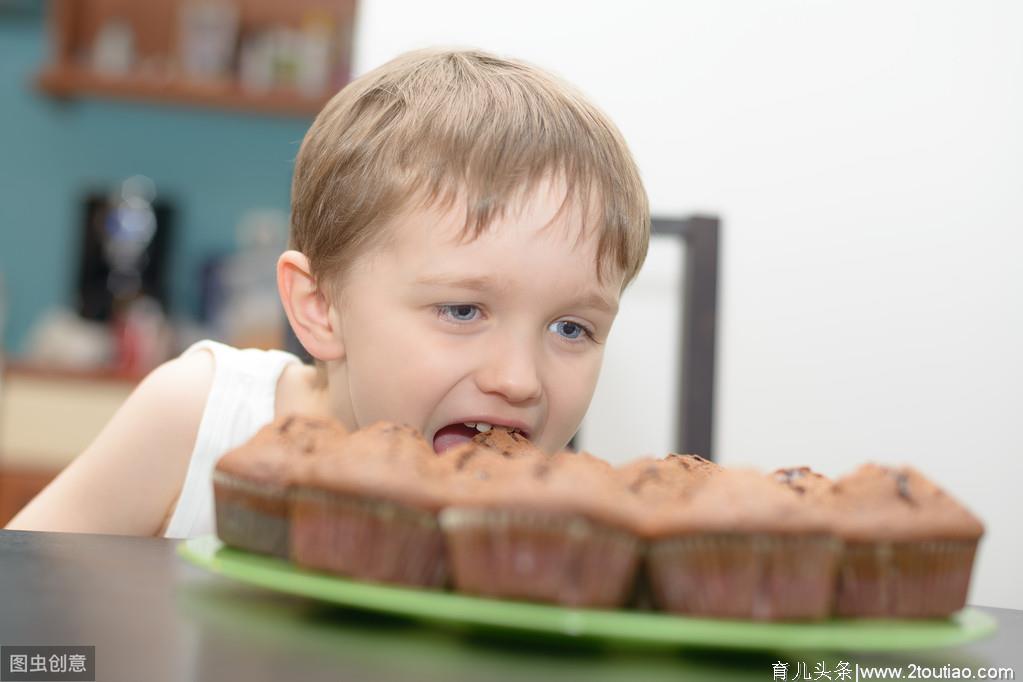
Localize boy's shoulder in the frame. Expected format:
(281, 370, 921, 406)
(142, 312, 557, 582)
(141, 346, 216, 404)
(156, 341, 321, 421)
(122, 349, 217, 480)
(129, 350, 217, 469)
(142, 340, 322, 441)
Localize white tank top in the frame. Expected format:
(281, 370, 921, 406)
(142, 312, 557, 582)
(162, 339, 301, 539)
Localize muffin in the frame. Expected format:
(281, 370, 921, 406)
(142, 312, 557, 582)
(213, 415, 348, 558)
(440, 451, 645, 607)
(644, 468, 840, 620)
(289, 421, 450, 588)
(827, 463, 984, 618)
(772, 466, 832, 497)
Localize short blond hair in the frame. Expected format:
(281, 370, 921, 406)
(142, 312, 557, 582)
(290, 47, 649, 297)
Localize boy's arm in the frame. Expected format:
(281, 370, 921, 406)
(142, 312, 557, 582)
(4, 350, 214, 536)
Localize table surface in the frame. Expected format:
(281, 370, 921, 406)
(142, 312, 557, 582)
(1, 529, 1020, 682)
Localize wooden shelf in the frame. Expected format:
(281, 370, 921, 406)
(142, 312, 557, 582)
(36, 64, 333, 117)
(3, 359, 144, 385)
(35, 0, 355, 118)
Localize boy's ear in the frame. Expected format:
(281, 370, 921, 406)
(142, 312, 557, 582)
(277, 250, 345, 361)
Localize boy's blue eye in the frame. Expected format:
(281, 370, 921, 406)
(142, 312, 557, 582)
(440, 304, 479, 322)
(549, 320, 588, 341)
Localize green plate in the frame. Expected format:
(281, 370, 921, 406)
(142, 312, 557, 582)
(178, 535, 996, 652)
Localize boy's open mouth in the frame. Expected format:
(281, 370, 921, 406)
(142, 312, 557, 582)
(432, 422, 527, 454)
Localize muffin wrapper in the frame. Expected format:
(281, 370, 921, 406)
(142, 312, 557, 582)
(439, 507, 642, 608)
(835, 539, 978, 618)
(646, 533, 840, 620)
(290, 487, 447, 588)
(213, 473, 290, 559)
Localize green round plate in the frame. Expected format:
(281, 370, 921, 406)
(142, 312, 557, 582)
(178, 535, 996, 652)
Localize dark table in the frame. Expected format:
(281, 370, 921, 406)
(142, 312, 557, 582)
(1, 529, 1020, 682)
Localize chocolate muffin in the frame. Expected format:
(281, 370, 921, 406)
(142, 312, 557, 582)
(827, 463, 984, 618)
(644, 468, 840, 620)
(213, 415, 348, 558)
(440, 451, 645, 608)
(289, 421, 450, 588)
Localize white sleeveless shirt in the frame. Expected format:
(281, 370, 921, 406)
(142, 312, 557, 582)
(162, 339, 301, 539)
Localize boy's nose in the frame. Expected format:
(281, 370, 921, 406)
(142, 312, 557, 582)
(473, 338, 543, 404)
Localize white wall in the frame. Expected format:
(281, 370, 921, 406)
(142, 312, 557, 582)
(353, 1, 1023, 610)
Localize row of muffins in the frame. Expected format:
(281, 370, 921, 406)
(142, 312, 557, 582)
(212, 415, 984, 621)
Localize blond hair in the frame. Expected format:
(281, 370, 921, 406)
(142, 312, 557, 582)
(290, 47, 649, 298)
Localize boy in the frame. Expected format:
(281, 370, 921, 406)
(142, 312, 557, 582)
(6, 47, 650, 538)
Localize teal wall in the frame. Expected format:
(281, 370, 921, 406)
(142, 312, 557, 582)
(0, 8, 312, 353)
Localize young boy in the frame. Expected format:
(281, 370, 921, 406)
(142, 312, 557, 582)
(6, 47, 650, 538)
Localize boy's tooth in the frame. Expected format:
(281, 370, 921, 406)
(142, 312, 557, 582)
(475, 422, 492, 433)
(464, 422, 477, 428)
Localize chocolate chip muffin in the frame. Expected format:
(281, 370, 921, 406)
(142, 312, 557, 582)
(432, 427, 546, 477)
(213, 415, 349, 558)
(826, 463, 984, 618)
(471, 426, 544, 458)
(644, 468, 840, 620)
(289, 421, 450, 588)
(440, 451, 645, 608)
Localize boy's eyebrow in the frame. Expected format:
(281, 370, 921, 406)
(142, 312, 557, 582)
(415, 273, 619, 315)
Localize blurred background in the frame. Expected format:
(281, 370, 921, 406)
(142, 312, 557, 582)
(0, 0, 1020, 610)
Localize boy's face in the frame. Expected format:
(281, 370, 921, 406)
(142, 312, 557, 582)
(327, 180, 623, 454)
